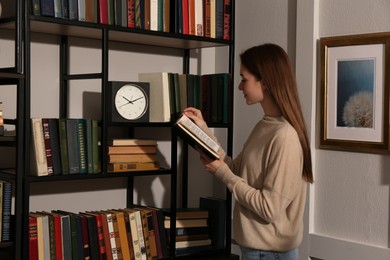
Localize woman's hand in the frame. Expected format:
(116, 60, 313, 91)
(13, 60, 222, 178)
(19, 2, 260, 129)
(198, 148, 224, 175)
(183, 107, 207, 129)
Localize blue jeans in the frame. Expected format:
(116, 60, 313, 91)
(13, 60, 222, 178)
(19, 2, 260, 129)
(240, 246, 298, 260)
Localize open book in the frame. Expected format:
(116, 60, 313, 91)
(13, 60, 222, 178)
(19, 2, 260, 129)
(172, 114, 220, 160)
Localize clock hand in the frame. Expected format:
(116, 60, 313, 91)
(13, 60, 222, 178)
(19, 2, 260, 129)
(130, 96, 144, 103)
(122, 95, 133, 104)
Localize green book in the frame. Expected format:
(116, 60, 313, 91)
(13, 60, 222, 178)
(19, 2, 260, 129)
(58, 118, 69, 175)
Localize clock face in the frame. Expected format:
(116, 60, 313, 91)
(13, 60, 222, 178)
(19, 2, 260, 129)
(114, 84, 148, 120)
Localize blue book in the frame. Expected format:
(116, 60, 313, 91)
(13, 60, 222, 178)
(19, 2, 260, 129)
(40, 0, 55, 16)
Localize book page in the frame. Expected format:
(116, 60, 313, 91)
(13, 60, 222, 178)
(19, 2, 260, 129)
(177, 115, 220, 152)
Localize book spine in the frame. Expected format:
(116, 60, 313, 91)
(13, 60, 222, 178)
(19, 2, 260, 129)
(100, 213, 113, 260)
(92, 119, 100, 173)
(62, 0, 69, 18)
(134, 211, 147, 260)
(99, 0, 109, 24)
(115, 212, 131, 260)
(122, 212, 135, 260)
(53, 215, 63, 260)
(68, 0, 79, 20)
(54, 0, 63, 18)
(223, 0, 231, 40)
(94, 213, 107, 259)
(48, 119, 62, 175)
(46, 214, 56, 260)
(127, 0, 135, 27)
(80, 215, 91, 259)
(181, 0, 189, 34)
(128, 211, 142, 260)
(40, 0, 55, 16)
(145, 211, 158, 259)
(138, 210, 152, 259)
(106, 213, 121, 260)
(42, 118, 54, 175)
(215, 0, 224, 38)
(77, 119, 88, 174)
(29, 216, 39, 260)
(31, 118, 48, 176)
(66, 119, 80, 174)
(58, 118, 69, 175)
(1, 181, 11, 241)
(86, 119, 94, 173)
(31, 0, 41, 15)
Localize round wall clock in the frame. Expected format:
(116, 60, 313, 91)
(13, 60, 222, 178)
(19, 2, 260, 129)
(109, 81, 150, 123)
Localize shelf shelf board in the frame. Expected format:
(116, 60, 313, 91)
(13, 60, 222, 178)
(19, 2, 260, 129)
(0, 16, 232, 50)
(28, 168, 172, 182)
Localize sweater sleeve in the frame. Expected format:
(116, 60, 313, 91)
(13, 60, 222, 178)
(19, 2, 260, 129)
(214, 127, 304, 223)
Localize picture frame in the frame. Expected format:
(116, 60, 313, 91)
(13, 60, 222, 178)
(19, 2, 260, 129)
(320, 32, 390, 153)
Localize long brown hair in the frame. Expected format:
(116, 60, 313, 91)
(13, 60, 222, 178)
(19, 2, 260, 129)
(240, 43, 313, 183)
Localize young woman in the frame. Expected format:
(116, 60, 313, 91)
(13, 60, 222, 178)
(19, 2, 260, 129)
(183, 43, 313, 260)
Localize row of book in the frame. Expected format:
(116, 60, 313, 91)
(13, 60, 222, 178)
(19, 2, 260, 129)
(31, 118, 100, 176)
(107, 138, 160, 172)
(28, 197, 225, 260)
(29, 205, 170, 260)
(0, 102, 3, 136)
(138, 72, 231, 124)
(27, 0, 232, 40)
(0, 180, 12, 243)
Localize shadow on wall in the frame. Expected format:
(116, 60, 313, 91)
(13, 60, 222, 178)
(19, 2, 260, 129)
(381, 155, 390, 249)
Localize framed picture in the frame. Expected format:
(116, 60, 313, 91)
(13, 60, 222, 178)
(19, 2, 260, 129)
(320, 32, 390, 153)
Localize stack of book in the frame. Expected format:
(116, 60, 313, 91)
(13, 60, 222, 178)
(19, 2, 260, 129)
(28, 205, 169, 260)
(163, 208, 212, 256)
(0, 102, 3, 136)
(30, 118, 100, 176)
(107, 138, 160, 172)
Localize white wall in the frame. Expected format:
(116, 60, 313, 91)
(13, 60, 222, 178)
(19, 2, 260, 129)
(311, 0, 390, 259)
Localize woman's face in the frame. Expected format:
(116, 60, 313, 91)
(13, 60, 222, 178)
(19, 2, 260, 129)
(238, 64, 265, 105)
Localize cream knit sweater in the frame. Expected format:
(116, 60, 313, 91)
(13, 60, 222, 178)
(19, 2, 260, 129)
(210, 116, 307, 251)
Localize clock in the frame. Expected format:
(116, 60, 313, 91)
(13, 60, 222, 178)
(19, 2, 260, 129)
(108, 81, 150, 123)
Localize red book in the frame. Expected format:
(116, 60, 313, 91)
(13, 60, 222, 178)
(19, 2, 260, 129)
(128, 0, 135, 28)
(188, 0, 195, 35)
(203, 0, 211, 38)
(29, 216, 39, 260)
(100, 212, 113, 260)
(182, 0, 189, 34)
(52, 213, 63, 260)
(99, 0, 109, 24)
(223, 0, 231, 40)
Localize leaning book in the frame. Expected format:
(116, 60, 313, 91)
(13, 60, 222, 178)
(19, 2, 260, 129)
(172, 114, 220, 160)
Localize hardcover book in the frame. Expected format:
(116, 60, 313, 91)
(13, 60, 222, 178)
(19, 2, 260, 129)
(42, 118, 55, 175)
(31, 118, 49, 176)
(48, 118, 62, 175)
(29, 215, 39, 260)
(109, 138, 157, 146)
(172, 114, 220, 160)
(138, 72, 171, 122)
(107, 162, 160, 172)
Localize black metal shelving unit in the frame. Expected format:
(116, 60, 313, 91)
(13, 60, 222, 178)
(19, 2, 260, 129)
(0, 1, 236, 259)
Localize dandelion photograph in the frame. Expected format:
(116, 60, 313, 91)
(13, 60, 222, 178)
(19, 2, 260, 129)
(336, 59, 374, 128)
(320, 32, 390, 153)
